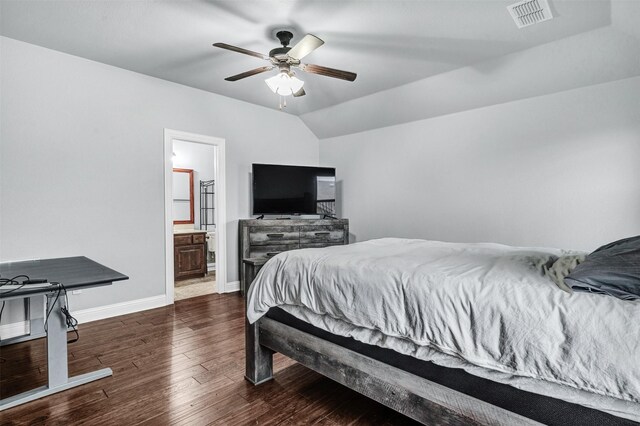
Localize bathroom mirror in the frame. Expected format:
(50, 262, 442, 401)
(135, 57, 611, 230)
(173, 168, 194, 224)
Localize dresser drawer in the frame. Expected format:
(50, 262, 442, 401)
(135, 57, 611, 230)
(300, 242, 344, 249)
(192, 233, 206, 244)
(240, 219, 349, 297)
(299, 225, 346, 244)
(248, 243, 299, 258)
(249, 226, 299, 245)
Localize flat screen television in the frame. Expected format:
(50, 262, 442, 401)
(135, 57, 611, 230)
(252, 163, 336, 216)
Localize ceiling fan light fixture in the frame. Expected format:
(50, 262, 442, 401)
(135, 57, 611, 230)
(265, 72, 304, 96)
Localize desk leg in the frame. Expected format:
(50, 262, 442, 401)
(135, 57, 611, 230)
(0, 294, 112, 411)
(47, 294, 69, 386)
(29, 296, 46, 340)
(0, 296, 47, 346)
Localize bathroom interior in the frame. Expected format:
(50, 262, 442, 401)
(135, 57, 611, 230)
(172, 139, 216, 301)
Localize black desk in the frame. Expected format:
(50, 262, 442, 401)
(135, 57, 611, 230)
(0, 256, 128, 411)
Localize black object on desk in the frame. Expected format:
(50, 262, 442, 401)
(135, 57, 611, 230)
(0, 256, 128, 411)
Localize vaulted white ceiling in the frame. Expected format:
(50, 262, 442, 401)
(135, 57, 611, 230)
(2, 1, 639, 138)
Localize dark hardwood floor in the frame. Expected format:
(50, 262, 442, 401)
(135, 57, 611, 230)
(0, 293, 419, 425)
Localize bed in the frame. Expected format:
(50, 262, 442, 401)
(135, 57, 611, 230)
(244, 238, 640, 425)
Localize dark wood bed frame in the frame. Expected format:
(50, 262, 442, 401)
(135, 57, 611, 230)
(245, 313, 543, 425)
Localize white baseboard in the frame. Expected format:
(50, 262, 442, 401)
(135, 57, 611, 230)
(73, 295, 167, 325)
(1, 285, 239, 334)
(221, 280, 240, 293)
(0, 320, 29, 340)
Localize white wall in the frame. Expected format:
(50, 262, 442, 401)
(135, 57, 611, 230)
(0, 37, 318, 318)
(3, 32, 640, 327)
(320, 76, 640, 252)
(172, 139, 216, 230)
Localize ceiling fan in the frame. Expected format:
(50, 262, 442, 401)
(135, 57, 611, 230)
(213, 31, 357, 100)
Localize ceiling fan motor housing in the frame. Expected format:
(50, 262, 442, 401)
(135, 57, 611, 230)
(270, 30, 295, 60)
(269, 46, 291, 59)
(275, 30, 294, 47)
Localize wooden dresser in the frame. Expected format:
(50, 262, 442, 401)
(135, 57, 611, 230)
(174, 230, 207, 281)
(239, 218, 349, 294)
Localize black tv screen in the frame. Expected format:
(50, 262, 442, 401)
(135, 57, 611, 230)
(252, 164, 336, 215)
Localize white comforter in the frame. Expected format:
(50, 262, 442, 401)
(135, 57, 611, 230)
(247, 238, 640, 421)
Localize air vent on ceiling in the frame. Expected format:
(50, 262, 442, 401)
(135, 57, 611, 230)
(507, 0, 553, 29)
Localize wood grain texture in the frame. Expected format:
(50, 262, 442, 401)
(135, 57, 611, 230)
(174, 232, 207, 281)
(212, 43, 270, 61)
(224, 66, 274, 82)
(299, 63, 357, 81)
(238, 219, 349, 293)
(258, 318, 542, 426)
(0, 293, 418, 425)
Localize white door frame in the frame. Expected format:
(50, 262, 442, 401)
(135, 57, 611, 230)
(164, 128, 227, 305)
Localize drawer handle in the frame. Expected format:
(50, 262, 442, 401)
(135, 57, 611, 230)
(314, 232, 330, 236)
(266, 252, 280, 257)
(267, 233, 284, 238)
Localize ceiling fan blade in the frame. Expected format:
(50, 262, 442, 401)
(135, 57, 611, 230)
(287, 34, 324, 60)
(213, 42, 269, 61)
(224, 66, 274, 81)
(299, 63, 357, 82)
(293, 87, 306, 97)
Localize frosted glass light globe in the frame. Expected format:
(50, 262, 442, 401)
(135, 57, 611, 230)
(265, 72, 304, 96)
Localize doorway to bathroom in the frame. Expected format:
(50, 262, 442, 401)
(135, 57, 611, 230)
(164, 129, 226, 305)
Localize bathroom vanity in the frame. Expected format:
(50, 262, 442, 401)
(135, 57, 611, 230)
(174, 229, 207, 280)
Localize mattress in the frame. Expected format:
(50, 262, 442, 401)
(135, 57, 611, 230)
(247, 238, 640, 422)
